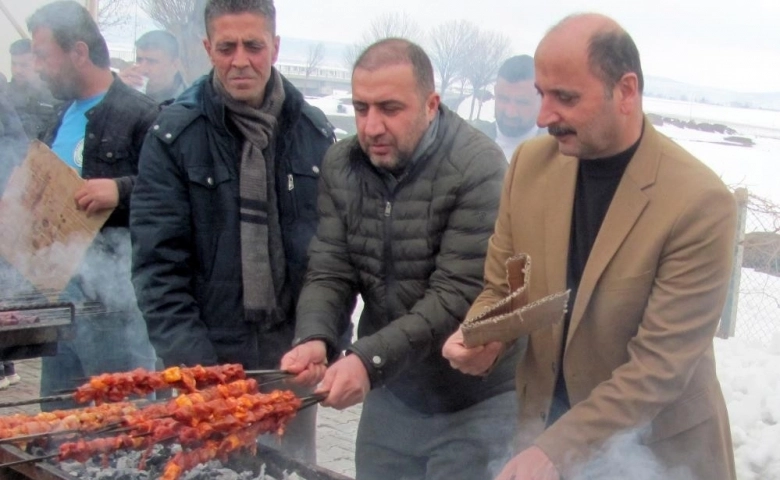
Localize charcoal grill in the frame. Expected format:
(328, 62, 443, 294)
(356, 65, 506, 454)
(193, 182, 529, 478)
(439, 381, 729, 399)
(0, 443, 355, 480)
(0, 301, 75, 361)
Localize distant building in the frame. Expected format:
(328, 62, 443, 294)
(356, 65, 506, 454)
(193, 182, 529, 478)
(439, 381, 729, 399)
(277, 62, 351, 97)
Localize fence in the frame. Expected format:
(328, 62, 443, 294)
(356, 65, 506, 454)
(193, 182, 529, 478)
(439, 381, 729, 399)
(718, 188, 780, 346)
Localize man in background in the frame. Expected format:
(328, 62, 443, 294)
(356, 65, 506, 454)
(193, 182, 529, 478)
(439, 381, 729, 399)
(6, 38, 57, 139)
(28, 0, 158, 410)
(131, 0, 336, 463)
(119, 30, 187, 104)
(473, 55, 542, 160)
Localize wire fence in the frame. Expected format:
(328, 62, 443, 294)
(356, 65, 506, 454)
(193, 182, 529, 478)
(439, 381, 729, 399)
(718, 188, 780, 346)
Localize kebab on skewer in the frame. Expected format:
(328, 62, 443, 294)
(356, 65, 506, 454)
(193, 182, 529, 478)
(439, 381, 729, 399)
(53, 390, 302, 478)
(0, 402, 136, 432)
(73, 363, 248, 404)
(0, 379, 261, 444)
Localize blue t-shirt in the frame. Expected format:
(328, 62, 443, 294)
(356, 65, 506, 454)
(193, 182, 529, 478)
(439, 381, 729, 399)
(51, 92, 106, 176)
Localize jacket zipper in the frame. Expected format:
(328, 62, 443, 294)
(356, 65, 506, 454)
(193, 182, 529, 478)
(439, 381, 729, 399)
(383, 196, 395, 326)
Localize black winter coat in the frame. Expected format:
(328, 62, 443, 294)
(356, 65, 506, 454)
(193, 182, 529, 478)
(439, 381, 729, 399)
(130, 73, 336, 370)
(295, 106, 517, 414)
(42, 75, 159, 229)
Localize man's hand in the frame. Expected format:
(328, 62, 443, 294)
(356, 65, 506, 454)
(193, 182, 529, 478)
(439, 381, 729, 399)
(495, 446, 560, 480)
(74, 179, 119, 216)
(280, 340, 328, 387)
(442, 327, 504, 376)
(118, 65, 146, 90)
(317, 354, 370, 410)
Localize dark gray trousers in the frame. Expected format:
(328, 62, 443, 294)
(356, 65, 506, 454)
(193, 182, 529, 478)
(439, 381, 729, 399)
(355, 387, 518, 480)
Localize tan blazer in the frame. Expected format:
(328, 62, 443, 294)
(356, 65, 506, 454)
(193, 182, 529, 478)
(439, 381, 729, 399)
(468, 121, 737, 479)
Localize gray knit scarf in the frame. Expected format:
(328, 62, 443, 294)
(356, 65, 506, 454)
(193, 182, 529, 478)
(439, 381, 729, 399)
(213, 68, 286, 324)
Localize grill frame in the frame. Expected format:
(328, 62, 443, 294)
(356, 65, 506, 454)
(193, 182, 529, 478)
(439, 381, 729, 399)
(0, 443, 355, 480)
(0, 303, 75, 361)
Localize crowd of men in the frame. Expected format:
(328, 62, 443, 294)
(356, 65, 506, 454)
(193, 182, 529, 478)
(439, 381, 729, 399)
(0, 1, 738, 479)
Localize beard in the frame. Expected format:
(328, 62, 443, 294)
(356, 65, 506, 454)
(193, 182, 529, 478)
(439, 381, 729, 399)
(496, 114, 536, 137)
(42, 66, 80, 101)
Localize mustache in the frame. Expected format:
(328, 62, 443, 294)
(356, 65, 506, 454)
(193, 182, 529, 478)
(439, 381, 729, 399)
(548, 124, 577, 136)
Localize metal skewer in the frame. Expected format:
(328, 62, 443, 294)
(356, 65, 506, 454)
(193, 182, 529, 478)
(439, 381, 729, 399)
(0, 452, 59, 469)
(0, 394, 75, 410)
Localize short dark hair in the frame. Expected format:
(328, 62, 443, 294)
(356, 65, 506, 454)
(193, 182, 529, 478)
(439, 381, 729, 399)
(135, 30, 179, 59)
(588, 30, 644, 95)
(26, 0, 110, 69)
(497, 55, 534, 83)
(204, 0, 276, 37)
(9, 39, 32, 56)
(354, 38, 435, 96)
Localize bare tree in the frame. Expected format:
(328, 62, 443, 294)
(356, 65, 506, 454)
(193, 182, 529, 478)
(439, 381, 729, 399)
(139, 0, 210, 83)
(97, 0, 133, 30)
(362, 11, 423, 44)
(342, 43, 363, 70)
(428, 19, 479, 95)
(460, 30, 512, 120)
(343, 11, 423, 72)
(303, 42, 325, 96)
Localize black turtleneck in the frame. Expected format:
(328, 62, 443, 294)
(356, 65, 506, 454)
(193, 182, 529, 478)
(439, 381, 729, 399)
(547, 134, 642, 427)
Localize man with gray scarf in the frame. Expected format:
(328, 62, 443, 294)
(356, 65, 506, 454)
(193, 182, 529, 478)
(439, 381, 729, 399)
(130, 0, 336, 463)
(282, 38, 519, 480)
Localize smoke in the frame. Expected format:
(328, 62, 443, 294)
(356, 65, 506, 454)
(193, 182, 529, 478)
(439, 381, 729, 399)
(77, 227, 140, 313)
(571, 430, 696, 480)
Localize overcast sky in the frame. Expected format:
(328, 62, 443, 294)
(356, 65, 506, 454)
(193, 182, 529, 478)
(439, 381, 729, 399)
(274, 0, 780, 93)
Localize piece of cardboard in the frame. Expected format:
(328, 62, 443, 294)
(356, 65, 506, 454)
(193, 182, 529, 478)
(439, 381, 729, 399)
(462, 253, 569, 347)
(0, 141, 112, 298)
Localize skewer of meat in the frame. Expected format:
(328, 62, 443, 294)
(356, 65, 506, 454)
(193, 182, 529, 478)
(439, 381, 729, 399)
(56, 390, 301, 464)
(0, 379, 260, 445)
(73, 364, 247, 404)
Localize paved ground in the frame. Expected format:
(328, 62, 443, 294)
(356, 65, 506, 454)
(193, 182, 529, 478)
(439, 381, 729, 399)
(0, 358, 360, 478)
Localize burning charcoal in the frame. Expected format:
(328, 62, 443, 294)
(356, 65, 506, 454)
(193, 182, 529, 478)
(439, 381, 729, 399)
(95, 467, 118, 479)
(212, 468, 241, 480)
(115, 455, 137, 470)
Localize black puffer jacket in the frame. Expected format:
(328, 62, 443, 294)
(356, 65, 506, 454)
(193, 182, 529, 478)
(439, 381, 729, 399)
(295, 106, 517, 414)
(131, 73, 336, 370)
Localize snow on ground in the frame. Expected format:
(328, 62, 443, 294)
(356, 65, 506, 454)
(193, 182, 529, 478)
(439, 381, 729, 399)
(716, 336, 780, 479)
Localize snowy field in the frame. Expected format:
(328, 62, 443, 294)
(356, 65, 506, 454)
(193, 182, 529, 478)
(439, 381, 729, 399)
(656, 110, 780, 478)
(340, 98, 780, 479)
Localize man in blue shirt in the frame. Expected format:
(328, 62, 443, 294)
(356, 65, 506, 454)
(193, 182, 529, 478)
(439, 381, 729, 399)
(28, 0, 159, 410)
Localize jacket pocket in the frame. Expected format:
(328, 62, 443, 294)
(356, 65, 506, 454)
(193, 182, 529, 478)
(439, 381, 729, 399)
(283, 156, 320, 222)
(186, 165, 234, 227)
(187, 165, 232, 190)
(644, 387, 714, 444)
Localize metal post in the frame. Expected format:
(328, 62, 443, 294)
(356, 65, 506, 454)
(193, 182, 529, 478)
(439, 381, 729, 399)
(85, 0, 98, 20)
(717, 187, 748, 338)
(0, 0, 29, 39)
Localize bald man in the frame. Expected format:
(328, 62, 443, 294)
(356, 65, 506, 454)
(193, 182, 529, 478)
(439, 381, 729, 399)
(444, 13, 736, 480)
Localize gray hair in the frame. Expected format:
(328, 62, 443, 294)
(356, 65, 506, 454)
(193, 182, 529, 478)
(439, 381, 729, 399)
(204, 0, 276, 37)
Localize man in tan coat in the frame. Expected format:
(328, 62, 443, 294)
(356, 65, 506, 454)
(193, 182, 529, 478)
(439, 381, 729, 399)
(444, 13, 737, 480)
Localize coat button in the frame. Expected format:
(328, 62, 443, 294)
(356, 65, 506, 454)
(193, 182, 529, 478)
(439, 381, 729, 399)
(372, 356, 382, 365)
(206, 177, 214, 186)
(106, 152, 113, 158)
(153, 125, 160, 130)
(165, 133, 173, 139)
(312, 166, 320, 174)
(88, 133, 95, 139)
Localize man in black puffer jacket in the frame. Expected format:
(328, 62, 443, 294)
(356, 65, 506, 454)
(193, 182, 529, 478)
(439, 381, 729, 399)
(282, 38, 521, 480)
(130, 0, 337, 464)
